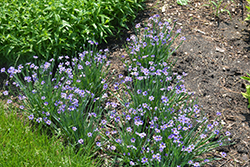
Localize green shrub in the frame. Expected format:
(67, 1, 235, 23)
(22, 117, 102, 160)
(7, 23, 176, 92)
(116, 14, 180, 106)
(245, 0, 250, 21)
(0, 0, 145, 67)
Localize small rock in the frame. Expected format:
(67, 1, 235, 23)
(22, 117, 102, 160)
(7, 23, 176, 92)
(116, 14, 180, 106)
(195, 29, 206, 34)
(216, 47, 225, 53)
(241, 154, 249, 161)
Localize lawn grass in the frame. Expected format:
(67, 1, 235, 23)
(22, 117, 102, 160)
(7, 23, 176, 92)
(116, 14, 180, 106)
(0, 100, 101, 167)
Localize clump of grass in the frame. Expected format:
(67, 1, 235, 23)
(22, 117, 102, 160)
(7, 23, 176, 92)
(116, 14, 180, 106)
(1, 43, 110, 153)
(96, 15, 232, 166)
(0, 100, 101, 166)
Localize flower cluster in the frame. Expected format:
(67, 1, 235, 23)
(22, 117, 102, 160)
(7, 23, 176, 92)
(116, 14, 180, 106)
(1, 46, 109, 150)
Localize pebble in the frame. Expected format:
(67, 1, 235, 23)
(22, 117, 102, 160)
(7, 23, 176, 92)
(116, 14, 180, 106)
(216, 47, 225, 53)
(241, 154, 249, 161)
(195, 29, 206, 35)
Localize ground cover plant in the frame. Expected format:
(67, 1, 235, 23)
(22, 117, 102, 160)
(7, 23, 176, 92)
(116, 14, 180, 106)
(0, 100, 101, 166)
(1, 42, 111, 155)
(96, 15, 232, 166)
(1, 14, 233, 166)
(0, 0, 145, 67)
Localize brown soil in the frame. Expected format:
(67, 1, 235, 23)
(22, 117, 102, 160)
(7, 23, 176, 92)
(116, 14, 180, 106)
(99, 0, 250, 166)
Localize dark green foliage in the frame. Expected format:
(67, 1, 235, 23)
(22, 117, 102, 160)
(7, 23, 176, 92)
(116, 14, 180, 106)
(0, 0, 145, 67)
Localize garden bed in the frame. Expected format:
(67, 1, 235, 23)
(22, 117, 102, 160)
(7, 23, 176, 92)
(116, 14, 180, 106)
(101, 0, 250, 166)
(0, 0, 250, 166)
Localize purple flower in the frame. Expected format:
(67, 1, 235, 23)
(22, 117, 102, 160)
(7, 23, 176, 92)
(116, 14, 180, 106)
(72, 127, 77, 131)
(85, 61, 90, 66)
(153, 135, 162, 142)
(119, 74, 123, 78)
(28, 114, 34, 120)
(126, 127, 132, 132)
(87, 132, 92, 137)
(96, 142, 101, 147)
(130, 161, 135, 166)
(185, 147, 193, 153)
(19, 105, 24, 109)
(7, 99, 12, 104)
(213, 121, 219, 126)
(143, 91, 148, 96)
(141, 157, 148, 164)
(225, 131, 231, 136)
(103, 83, 108, 89)
(46, 120, 51, 125)
(135, 23, 141, 29)
(3, 91, 8, 95)
(149, 96, 155, 101)
(221, 152, 227, 158)
(78, 138, 84, 144)
(161, 96, 169, 103)
(200, 134, 207, 139)
(138, 132, 146, 138)
(176, 29, 181, 33)
(36, 117, 42, 123)
(181, 36, 186, 41)
(101, 119, 107, 125)
(207, 124, 213, 130)
(43, 62, 51, 70)
(131, 138, 136, 143)
(193, 162, 200, 167)
(7, 67, 15, 74)
(214, 130, 220, 135)
(1, 68, 5, 73)
(110, 145, 116, 150)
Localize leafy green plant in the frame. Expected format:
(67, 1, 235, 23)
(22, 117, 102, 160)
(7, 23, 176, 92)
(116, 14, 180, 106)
(0, 100, 101, 167)
(177, 0, 190, 6)
(240, 73, 250, 108)
(245, 0, 250, 21)
(0, 0, 145, 67)
(203, 0, 235, 19)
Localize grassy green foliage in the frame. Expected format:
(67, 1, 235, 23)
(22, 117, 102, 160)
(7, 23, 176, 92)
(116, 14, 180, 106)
(2, 45, 110, 151)
(0, 0, 145, 67)
(0, 101, 101, 166)
(240, 73, 250, 108)
(177, 0, 190, 6)
(202, 0, 235, 19)
(245, 0, 250, 21)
